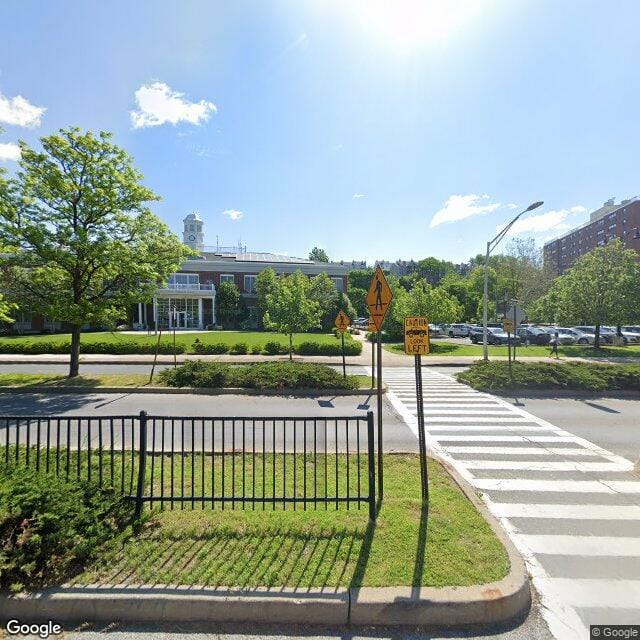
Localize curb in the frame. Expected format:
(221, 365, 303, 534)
(0, 385, 384, 397)
(0, 457, 530, 629)
(348, 457, 530, 626)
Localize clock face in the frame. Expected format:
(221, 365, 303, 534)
(188, 234, 196, 241)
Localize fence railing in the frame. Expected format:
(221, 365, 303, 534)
(0, 412, 376, 521)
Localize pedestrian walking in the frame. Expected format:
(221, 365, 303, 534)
(549, 330, 559, 358)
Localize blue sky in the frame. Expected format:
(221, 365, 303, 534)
(1, 0, 639, 263)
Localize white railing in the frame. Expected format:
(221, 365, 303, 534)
(161, 283, 214, 291)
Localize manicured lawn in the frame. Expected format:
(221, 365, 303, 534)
(0, 330, 350, 352)
(71, 455, 509, 588)
(384, 341, 640, 358)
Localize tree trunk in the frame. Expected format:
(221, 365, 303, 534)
(289, 333, 293, 361)
(69, 324, 81, 378)
(594, 323, 600, 350)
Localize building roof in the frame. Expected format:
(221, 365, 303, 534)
(198, 250, 314, 264)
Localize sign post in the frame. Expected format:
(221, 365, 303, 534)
(334, 310, 350, 379)
(404, 316, 429, 503)
(507, 304, 524, 362)
(366, 266, 393, 500)
(368, 321, 377, 388)
(502, 316, 514, 378)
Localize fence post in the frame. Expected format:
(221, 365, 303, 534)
(134, 410, 148, 519)
(366, 411, 376, 521)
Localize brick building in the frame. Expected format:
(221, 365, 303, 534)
(133, 213, 350, 330)
(544, 197, 640, 274)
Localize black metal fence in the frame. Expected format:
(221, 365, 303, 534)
(0, 412, 376, 520)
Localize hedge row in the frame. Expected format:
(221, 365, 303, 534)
(158, 361, 360, 390)
(457, 360, 640, 392)
(0, 338, 362, 356)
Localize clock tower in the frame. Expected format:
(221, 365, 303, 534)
(183, 213, 204, 251)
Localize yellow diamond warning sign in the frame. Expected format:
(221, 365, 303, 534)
(404, 316, 430, 356)
(366, 266, 393, 332)
(334, 310, 350, 334)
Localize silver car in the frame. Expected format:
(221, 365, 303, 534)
(603, 326, 640, 345)
(546, 327, 579, 345)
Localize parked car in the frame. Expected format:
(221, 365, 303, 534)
(557, 327, 596, 344)
(354, 317, 369, 329)
(447, 323, 471, 338)
(486, 327, 522, 346)
(622, 326, 640, 335)
(573, 326, 613, 344)
(468, 323, 506, 343)
(516, 327, 551, 345)
(602, 326, 640, 345)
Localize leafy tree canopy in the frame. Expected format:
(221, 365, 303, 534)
(309, 246, 329, 262)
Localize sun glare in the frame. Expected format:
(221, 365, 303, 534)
(348, 0, 484, 53)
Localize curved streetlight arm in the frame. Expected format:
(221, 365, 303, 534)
(482, 201, 544, 361)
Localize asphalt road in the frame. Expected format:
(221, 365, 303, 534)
(502, 395, 640, 464)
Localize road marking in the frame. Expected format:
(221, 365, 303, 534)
(464, 460, 633, 472)
(491, 503, 640, 520)
(536, 577, 640, 609)
(446, 446, 602, 457)
(474, 479, 640, 494)
(430, 435, 581, 442)
(516, 535, 640, 556)
(428, 425, 558, 432)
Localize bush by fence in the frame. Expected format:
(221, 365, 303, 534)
(0, 341, 185, 355)
(0, 465, 132, 591)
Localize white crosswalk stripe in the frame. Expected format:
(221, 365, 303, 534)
(383, 367, 640, 640)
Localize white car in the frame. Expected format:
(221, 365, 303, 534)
(551, 327, 588, 345)
(447, 323, 471, 338)
(603, 327, 640, 345)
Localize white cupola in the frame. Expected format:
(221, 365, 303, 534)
(183, 213, 204, 251)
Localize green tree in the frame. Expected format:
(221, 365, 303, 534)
(415, 257, 455, 286)
(391, 281, 463, 329)
(309, 272, 339, 330)
(347, 286, 368, 317)
(309, 246, 329, 262)
(255, 267, 277, 329)
(216, 281, 241, 327)
(263, 271, 321, 359)
(348, 268, 374, 290)
(0, 128, 192, 377)
(543, 240, 640, 347)
(0, 130, 16, 324)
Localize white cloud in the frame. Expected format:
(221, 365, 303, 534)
(429, 194, 500, 228)
(497, 206, 587, 237)
(506, 203, 518, 210)
(0, 142, 21, 162)
(222, 209, 243, 221)
(352, 193, 365, 199)
(130, 82, 216, 129)
(0, 93, 45, 128)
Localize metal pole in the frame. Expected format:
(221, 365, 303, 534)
(149, 328, 163, 383)
(371, 332, 375, 388)
(366, 411, 376, 521)
(173, 321, 177, 369)
(482, 241, 490, 361)
(508, 331, 512, 378)
(376, 330, 383, 500)
(414, 355, 428, 503)
(512, 304, 517, 362)
(134, 410, 148, 519)
(341, 332, 346, 379)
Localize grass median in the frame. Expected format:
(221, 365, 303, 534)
(384, 341, 640, 358)
(0, 366, 372, 391)
(457, 360, 640, 392)
(71, 454, 509, 589)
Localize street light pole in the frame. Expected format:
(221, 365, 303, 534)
(482, 201, 544, 361)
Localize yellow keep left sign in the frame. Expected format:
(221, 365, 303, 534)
(404, 316, 430, 355)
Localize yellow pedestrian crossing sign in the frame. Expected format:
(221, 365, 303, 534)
(366, 266, 393, 332)
(334, 310, 350, 334)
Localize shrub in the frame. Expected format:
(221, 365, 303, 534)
(158, 360, 229, 387)
(229, 342, 248, 355)
(263, 340, 287, 355)
(0, 340, 185, 355)
(160, 361, 358, 390)
(457, 360, 640, 392)
(294, 341, 362, 356)
(251, 344, 262, 355)
(192, 341, 229, 355)
(0, 465, 132, 591)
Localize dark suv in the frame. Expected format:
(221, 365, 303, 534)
(516, 327, 551, 345)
